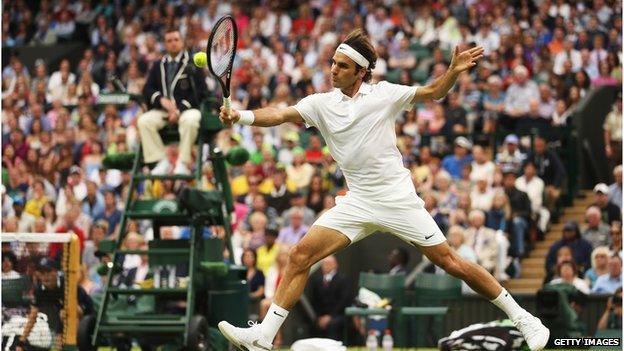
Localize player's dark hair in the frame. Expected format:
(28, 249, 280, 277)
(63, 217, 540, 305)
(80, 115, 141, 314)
(343, 28, 377, 83)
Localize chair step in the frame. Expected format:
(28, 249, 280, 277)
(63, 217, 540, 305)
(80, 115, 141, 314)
(504, 278, 543, 290)
(507, 287, 539, 294)
(133, 174, 195, 181)
(108, 288, 187, 295)
(528, 248, 549, 257)
(520, 267, 545, 279)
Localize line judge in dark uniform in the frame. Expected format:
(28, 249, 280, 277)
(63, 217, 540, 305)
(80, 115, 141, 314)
(139, 27, 209, 175)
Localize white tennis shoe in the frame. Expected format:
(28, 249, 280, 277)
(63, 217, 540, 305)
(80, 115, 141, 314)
(218, 321, 273, 351)
(513, 313, 550, 350)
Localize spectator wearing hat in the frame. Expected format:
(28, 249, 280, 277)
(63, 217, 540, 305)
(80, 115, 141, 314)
(604, 98, 622, 171)
(608, 166, 622, 209)
(441, 136, 473, 179)
(17, 257, 93, 350)
(502, 65, 539, 132)
(524, 136, 566, 215)
(546, 221, 593, 275)
(593, 183, 622, 225)
(515, 161, 550, 233)
(582, 206, 611, 249)
(495, 134, 526, 174)
(502, 168, 531, 258)
(592, 255, 623, 294)
(12, 195, 36, 233)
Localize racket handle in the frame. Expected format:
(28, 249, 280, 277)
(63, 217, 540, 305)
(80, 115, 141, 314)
(222, 96, 231, 112)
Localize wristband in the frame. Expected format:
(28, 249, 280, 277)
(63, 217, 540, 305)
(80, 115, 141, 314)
(238, 110, 255, 125)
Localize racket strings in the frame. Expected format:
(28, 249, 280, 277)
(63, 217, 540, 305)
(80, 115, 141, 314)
(210, 20, 235, 77)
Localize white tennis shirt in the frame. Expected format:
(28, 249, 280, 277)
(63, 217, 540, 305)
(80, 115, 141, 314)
(294, 81, 424, 204)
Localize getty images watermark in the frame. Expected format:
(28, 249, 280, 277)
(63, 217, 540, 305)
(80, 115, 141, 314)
(553, 337, 621, 348)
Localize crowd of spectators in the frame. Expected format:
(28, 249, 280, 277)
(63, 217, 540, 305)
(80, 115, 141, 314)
(1, 1, 623, 337)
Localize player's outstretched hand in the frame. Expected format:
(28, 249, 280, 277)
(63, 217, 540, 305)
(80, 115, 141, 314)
(450, 45, 484, 73)
(219, 106, 240, 126)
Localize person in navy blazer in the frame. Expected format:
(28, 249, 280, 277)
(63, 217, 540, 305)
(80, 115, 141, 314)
(139, 27, 209, 175)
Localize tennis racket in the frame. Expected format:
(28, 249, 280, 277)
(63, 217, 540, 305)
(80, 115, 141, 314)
(206, 15, 238, 123)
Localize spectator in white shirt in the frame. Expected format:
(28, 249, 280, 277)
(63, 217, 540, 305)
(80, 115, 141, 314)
(471, 23, 500, 55)
(537, 84, 556, 120)
(46, 59, 75, 103)
(470, 145, 495, 185)
(471, 176, 495, 212)
(550, 260, 591, 294)
(515, 161, 550, 233)
(504, 65, 539, 120)
(553, 39, 582, 75)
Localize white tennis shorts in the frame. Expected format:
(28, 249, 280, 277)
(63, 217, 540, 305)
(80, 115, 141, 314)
(313, 191, 446, 246)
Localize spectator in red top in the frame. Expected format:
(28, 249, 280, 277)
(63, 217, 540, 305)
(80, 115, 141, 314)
(50, 204, 85, 260)
(292, 4, 314, 35)
(305, 134, 324, 165)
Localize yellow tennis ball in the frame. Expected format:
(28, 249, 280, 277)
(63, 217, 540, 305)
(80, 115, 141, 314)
(193, 52, 207, 68)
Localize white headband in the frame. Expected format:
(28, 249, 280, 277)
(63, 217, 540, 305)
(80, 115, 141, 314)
(336, 43, 370, 69)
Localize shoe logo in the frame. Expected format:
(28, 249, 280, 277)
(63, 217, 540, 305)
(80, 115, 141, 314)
(424, 234, 435, 240)
(252, 340, 271, 350)
(505, 293, 509, 297)
(273, 311, 284, 318)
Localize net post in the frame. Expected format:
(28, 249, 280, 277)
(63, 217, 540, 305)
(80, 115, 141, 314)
(63, 232, 80, 350)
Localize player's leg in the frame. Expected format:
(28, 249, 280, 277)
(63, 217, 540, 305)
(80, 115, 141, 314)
(377, 195, 549, 351)
(136, 109, 168, 164)
(177, 108, 200, 172)
(219, 225, 350, 351)
(419, 242, 549, 350)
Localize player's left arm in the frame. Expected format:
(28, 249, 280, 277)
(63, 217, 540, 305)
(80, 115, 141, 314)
(411, 45, 484, 103)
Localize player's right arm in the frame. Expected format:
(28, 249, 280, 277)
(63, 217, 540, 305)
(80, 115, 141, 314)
(219, 106, 304, 126)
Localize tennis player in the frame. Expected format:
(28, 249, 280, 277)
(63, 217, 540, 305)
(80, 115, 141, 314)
(218, 29, 549, 351)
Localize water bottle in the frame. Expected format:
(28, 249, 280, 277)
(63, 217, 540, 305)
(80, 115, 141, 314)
(381, 329, 393, 351)
(153, 267, 161, 288)
(366, 330, 378, 351)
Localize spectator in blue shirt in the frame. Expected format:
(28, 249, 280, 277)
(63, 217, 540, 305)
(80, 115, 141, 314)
(592, 255, 623, 294)
(442, 136, 473, 179)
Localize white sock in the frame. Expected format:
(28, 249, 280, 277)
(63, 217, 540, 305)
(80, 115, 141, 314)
(490, 288, 526, 320)
(260, 303, 289, 342)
